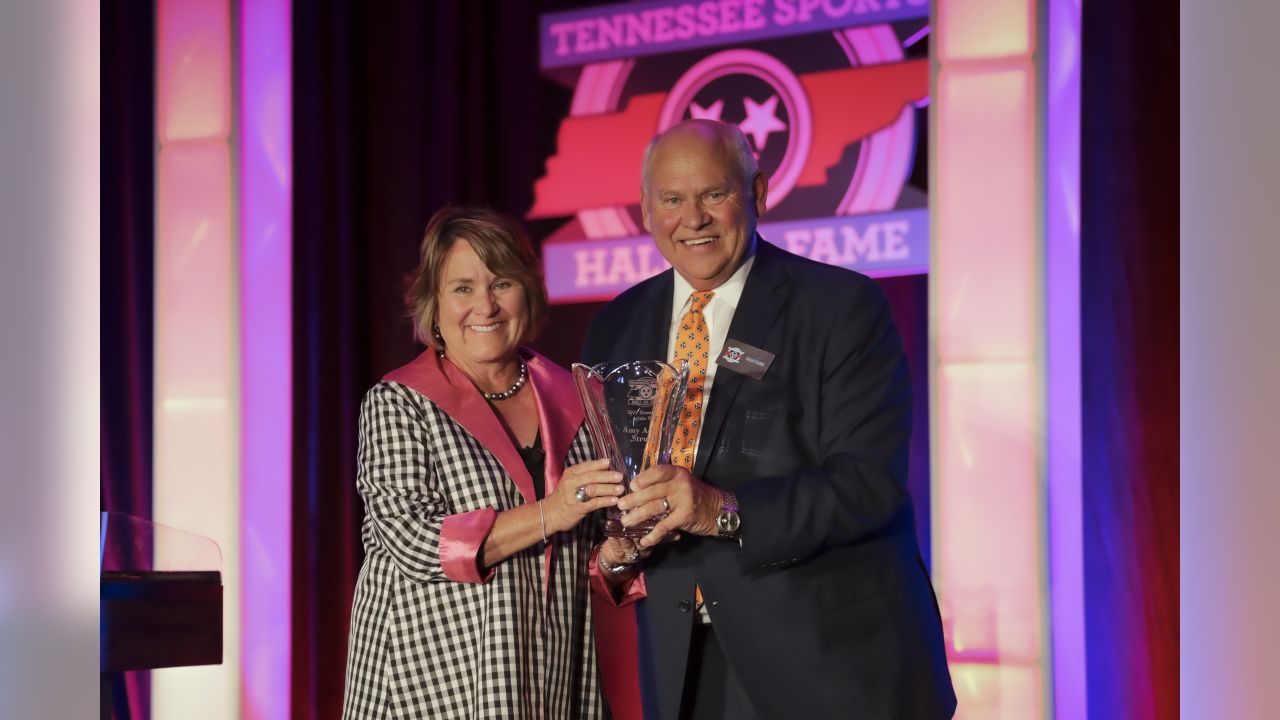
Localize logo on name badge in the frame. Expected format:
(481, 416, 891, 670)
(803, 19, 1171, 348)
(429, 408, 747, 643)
(716, 339, 775, 380)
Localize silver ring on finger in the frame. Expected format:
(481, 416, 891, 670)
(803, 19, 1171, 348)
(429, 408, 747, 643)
(623, 549, 641, 563)
(661, 497, 671, 513)
(575, 485, 589, 503)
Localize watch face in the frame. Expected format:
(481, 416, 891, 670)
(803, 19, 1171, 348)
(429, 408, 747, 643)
(718, 512, 741, 535)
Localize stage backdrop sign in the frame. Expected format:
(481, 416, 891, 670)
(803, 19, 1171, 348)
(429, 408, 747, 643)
(533, 0, 930, 303)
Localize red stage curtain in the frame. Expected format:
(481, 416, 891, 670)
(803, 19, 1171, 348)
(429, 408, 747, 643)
(1081, 0, 1179, 716)
(102, 0, 156, 717)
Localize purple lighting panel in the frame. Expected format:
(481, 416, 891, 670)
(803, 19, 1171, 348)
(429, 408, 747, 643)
(239, 0, 292, 717)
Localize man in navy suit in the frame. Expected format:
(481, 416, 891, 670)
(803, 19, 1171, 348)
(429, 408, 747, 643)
(583, 120, 956, 719)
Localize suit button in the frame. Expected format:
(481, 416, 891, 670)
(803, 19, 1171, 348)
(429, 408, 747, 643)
(678, 600, 692, 612)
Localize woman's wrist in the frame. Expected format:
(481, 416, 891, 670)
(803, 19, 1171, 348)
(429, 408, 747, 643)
(542, 497, 570, 536)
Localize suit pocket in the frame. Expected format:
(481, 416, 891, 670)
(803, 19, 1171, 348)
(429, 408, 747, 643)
(738, 403, 791, 460)
(802, 551, 904, 615)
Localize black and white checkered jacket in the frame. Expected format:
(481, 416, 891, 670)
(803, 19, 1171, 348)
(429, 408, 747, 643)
(342, 350, 609, 719)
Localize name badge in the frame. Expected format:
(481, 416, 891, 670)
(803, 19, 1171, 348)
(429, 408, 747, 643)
(715, 339, 775, 380)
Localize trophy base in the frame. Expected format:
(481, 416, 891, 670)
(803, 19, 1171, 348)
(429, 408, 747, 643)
(603, 511, 668, 539)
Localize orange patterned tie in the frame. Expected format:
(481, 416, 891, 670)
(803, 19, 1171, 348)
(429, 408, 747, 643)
(671, 291, 714, 470)
(671, 291, 714, 609)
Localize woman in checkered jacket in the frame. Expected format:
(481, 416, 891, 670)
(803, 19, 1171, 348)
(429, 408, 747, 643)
(342, 208, 644, 718)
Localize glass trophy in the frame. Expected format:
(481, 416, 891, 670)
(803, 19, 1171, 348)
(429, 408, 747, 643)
(572, 360, 689, 538)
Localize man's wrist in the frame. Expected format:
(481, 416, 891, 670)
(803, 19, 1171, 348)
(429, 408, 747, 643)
(597, 546, 636, 575)
(716, 489, 741, 540)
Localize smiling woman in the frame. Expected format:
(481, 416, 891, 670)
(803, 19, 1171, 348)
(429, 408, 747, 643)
(416, 210, 542, 452)
(341, 207, 635, 719)
(406, 208, 547, 354)
(435, 241, 530, 380)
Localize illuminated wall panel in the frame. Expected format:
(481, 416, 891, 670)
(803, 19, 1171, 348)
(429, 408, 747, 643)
(951, 664, 1042, 720)
(937, 0, 1033, 62)
(933, 0, 1080, 717)
(935, 67, 1034, 361)
(154, 143, 239, 718)
(154, 0, 239, 717)
(157, 0, 231, 142)
(939, 365, 1040, 660)
(155, 146, 234, 390)
(239, 0, 292, 716)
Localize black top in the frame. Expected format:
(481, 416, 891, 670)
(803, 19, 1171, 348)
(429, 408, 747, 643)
(517, 431, 546, 500)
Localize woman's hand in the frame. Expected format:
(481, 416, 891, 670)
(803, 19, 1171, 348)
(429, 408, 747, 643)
(543, 459, 624, 535)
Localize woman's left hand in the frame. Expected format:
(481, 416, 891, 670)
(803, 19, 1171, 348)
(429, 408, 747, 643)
(542, 459, 624, 535)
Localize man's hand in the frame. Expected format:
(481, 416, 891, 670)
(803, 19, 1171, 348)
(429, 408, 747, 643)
(617, 464, 724, 548)
(598, 536, 648, 567)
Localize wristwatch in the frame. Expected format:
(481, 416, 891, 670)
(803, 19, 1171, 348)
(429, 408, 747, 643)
(716, 490, 741, 539)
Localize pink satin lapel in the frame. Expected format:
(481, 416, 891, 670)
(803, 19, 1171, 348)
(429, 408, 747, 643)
(525, 350, 586, 498)
(383, 350, 537, 505)
(522, 349, 587, 599)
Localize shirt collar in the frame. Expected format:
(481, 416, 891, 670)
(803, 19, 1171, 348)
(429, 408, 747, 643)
(671, 242, 757, 316)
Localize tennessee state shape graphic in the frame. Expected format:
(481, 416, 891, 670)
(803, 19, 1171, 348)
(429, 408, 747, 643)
(531, 59, 926, 217)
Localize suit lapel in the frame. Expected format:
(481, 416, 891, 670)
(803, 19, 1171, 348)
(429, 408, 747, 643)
(384, 350, 538, 504)
(618, 271, 674, 362)
(525, 349, 585, 497)
(694, 240, 790, 479)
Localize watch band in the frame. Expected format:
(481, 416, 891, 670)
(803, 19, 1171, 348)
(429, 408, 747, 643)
(717, 490, 741, 539)
(720, 490, 739, 515)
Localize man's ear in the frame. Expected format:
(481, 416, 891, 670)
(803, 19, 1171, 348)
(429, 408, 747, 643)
(752, 172, 769, 216)
(640, 188, 653, 233)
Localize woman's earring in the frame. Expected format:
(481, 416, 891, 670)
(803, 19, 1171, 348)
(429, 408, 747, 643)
(432, 323, 445, 346)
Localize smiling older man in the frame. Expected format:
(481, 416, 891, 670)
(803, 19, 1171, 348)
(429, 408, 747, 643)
(583, 119, 956, 720)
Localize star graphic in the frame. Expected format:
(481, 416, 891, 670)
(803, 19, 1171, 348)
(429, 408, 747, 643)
(738, 95, 787, 152)
(689, 99, 724, 122)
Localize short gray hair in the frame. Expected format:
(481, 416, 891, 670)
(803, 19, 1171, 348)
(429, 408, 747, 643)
(640, 120, 759, 192)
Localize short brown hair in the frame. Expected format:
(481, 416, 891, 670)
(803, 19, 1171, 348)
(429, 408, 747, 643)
(405, 207, 548, 348)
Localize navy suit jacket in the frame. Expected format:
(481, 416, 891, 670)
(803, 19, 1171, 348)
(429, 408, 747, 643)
(582, 239, 956, 719)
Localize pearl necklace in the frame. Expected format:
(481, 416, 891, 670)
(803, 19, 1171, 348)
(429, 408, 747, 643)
(479, 359, 528, 401)
(437, 350, 529, 401)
